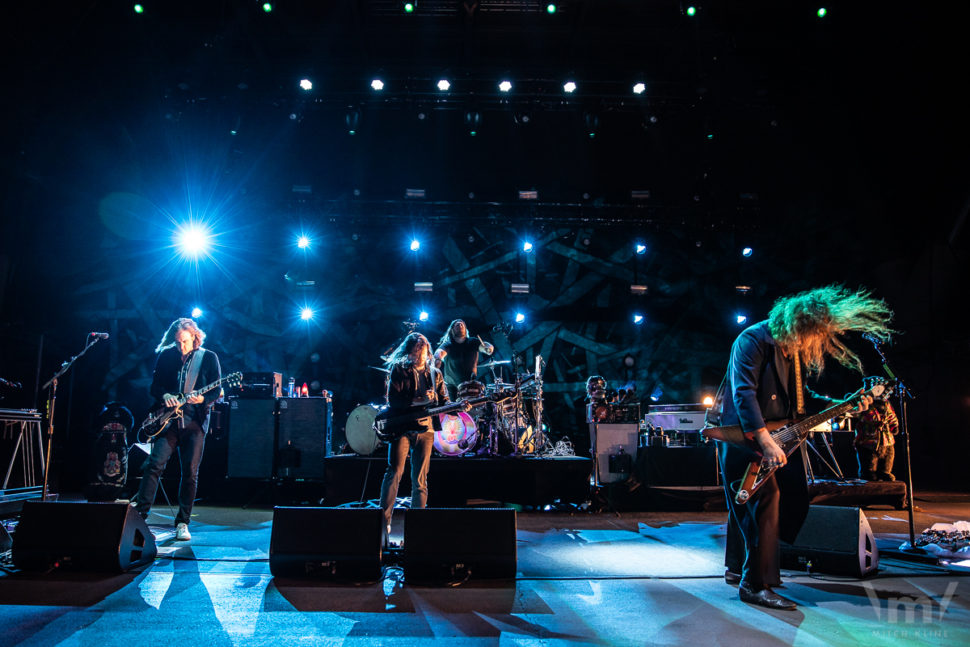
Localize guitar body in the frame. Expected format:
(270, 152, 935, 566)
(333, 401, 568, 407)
(375, 396, 488, 442)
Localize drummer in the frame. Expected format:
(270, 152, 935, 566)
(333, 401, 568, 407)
(434, 319, 495, 401)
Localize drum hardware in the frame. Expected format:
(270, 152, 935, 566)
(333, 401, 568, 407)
(479, 359, 511, 369)
(369, 366, 391, 373)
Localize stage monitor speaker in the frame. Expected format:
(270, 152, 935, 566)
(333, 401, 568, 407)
(277, 397, 331, 479)
(269, 507, 383, 581)
(781, 505, 879, 577)
(227, 397, 277, 478)
(12, 501, 157, 572)
(403, 508, 517, 582)
(589, 423, 639, 485)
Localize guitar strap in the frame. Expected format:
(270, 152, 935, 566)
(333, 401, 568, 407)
(182, 348, 206, 394)
(792, 350, 806, 416)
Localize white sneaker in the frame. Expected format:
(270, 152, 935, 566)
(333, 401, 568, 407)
(175, 523, 191, 541)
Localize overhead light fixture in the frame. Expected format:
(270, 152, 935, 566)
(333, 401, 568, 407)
(633, 82, 646, 95)
(370, 79, 385, 91)
(630, 284, 648, 295)
(405, 188, 426, 199)
(414, 282, 433, 292)
(735, 285, 752, 294)
(511, 283, 530, 294)
(518, 190, 538, 200)
(437, 79, 451, 91)
(563, 81, 577, 93)
(299, 79, 313, 91)
(498, 80, 512, 92)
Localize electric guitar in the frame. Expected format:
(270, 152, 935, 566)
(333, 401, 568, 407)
(702, 377, 888, 504)
(137, 372, 243, 441)
(374, 395, 492, 442)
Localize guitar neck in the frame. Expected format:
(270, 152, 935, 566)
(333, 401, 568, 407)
(771, 398, 859, 449)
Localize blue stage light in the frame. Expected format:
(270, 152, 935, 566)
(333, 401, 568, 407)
(563, 81, 577, 93)
(301, 307, 314, 321)
(635, 243, 646, 255)
(742, 247, 753, 257)
(410, 239, 421, 251)
(175, 223, 212, 259)
(299, 79, 313, 91)
(736, 314, 748, 325)
(437, 79, 451, 91)
(523, 241, 534, 253)
(650, 385, 663, 402)
(371, 79, 385, 91)
(499, 80, 512, 92)
(191, 307, 203, 318)
(297, 235, 311, 249)
(633, 314, 644, 324)
(419, 311, 429, 322)
(515, 312, 525, 323)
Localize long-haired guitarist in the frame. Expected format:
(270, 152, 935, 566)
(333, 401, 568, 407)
(131, 317, 221, 541)
(713, 285, 893, 610)
(379, 332, 449, 546)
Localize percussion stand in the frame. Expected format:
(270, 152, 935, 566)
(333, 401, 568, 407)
(40, 334, 105, 501)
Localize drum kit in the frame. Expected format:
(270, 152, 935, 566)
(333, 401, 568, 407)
(346, 355, 547, 458)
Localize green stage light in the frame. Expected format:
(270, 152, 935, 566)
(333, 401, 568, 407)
(687, 6, 697, 17)
(817, 7, 827, 18)
(404, 2, 415, 13)
(133, 4, 144, 13)
(263, 3, 273, 12)
(546, 4, 557, 14)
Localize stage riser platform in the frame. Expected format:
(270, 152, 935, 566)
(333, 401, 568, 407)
(323, 456, 592, 507)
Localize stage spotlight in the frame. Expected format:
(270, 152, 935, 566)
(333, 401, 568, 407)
(464, 110, 481, 136)
(584, 112, 599, 138)
(514, 312, 526, 323)
(563, 81, 577, 93)
(345, 108, 361, 135)
(419, 311, 429, 322)
(297, 235, 311, 249)
(635, 243, 646, 255)
(702, 395, 715, 407)
(133, 4, 144, 13)
(546, 3, 557, 14)
(650, 385, 663, 402)
(633, 314, 644, 324)
(371, 79, 385, 91)
(742, 247, 753, 257)
(522, 241, 534, 253)
(817, 7, 827, 18)
(262, 2, 273, 12)
(437, 79, 451, 91)
(499, 80, 512, 92)
(404, 2, 415, 13)
(300, 307, 314, 321)
(633, 82, 646, 95)
(191, 307, 203, 318)
(175, 223, 212, 259)
(736, 314, 748, 325)
(686, 6, 697, 17)
(410, 239, 421, 251)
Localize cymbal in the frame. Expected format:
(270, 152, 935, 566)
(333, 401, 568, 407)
(479, 359, 511, 368)
(369, 365, 390, 373)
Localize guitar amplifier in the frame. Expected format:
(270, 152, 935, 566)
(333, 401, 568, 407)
(231, 372, 282, 399)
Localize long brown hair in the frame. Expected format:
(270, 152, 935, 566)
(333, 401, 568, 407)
(155, 318, 206, 354)
(767, 285, 894, 374)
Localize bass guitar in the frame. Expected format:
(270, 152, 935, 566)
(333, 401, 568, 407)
(137, 371, 243, 441)
(702, 377, 888, 504)
(374, 395, 492, 442)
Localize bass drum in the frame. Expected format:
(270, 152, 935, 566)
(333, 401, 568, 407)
(346, 404, 385, 456)
(434, 412, 478, 456)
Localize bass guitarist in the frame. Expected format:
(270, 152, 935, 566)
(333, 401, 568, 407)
(379, 332, 448, 546)
(713, 285, 893, 610)
(132, 317, 221, 541)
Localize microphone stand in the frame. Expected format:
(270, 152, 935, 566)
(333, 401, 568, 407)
(39, 335, 104, 501)
(867, 337, 923, 555)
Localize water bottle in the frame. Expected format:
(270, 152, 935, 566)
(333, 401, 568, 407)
(288, 377, 296, 398)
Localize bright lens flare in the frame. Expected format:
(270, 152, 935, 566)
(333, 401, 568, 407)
(175, 223, 212, 259)
(298, 235, 311, 249)
(301, 307, 314, 321)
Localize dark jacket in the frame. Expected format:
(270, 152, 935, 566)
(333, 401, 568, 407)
(386, 363, 448, 433)
(150, 346, 222, 432)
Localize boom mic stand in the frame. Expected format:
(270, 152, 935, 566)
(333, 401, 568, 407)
(40, 334, 106, 501)
(866, 336, 923, 555)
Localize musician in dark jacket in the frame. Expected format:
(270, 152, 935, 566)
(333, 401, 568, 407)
(379, 332, 449, 545)
(714, 286, 892, 609)
(132, 318, 221, 541)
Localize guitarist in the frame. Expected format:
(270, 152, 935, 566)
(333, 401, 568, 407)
(379, 332, 449, 546)
(714, 286, 893, 610)
(131, 318, 221, 541)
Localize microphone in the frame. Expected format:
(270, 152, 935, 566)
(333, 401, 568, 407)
(89, 332, 110, 339)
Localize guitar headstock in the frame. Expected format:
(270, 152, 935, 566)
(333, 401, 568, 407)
(225, 372, 243, 388)
(862, 376, 892, 399)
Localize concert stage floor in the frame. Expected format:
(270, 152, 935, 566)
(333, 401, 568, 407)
(1, 494, 968, 646)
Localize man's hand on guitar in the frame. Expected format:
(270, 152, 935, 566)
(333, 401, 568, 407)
(755, 428, 787, 467)
(163, 393, 181, 408)
(855, 394, 873, 412)
(185, 394, 204, 405)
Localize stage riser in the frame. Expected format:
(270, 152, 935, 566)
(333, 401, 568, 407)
(323, 456, 591, 507)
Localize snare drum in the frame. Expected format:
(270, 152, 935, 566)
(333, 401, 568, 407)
(345, 404, 385, 456)
(434, 411, 478, 456)
(457, 380, 484, 399)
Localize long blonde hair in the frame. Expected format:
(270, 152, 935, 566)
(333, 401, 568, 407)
(767, 285, 894, 374)
(155, 318, 206, 353)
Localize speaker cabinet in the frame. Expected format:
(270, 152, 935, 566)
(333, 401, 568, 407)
(269, 507, 383, 581)
(12, 501, 157, 572)
(403, 508, 517, 582)
(277, 397, 331, 479)
(589, 423, 639, 485)
(227, 398, 277, 478)
(781, 505, 879, 577)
